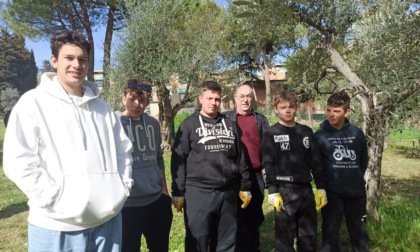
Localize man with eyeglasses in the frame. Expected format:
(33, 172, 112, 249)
(225, 84, 269, 252)
(117, 79, 173, 252)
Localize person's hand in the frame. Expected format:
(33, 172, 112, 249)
(268, 193, 283, 212)
(171, 196, 184, 212)
(239, 191, 252, 209)
(315, 189, 327, 211)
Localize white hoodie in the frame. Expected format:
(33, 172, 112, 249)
(3, 72, 133, 231)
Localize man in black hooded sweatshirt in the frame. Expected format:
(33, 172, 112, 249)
(315, 91, 369, 252)
(171, 81, 252, 252)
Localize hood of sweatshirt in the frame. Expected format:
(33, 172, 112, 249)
(39, 72, 100, 105)
(319, 118, 351, 132)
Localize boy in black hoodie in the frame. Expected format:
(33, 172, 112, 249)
(171, 81, 252, 252)
(262, 91, 326, 252)
(314, 91, 369, 252)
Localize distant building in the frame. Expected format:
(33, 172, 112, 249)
(238, 63, 288, 109)
(93, 70, 104, 89)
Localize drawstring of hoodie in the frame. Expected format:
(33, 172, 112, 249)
(199, 115, 207, 137)
(69, 96, 87, 150)
(221, 118, 228, 135)
(128, 117, 135, 141)
(127, 115, 148, 141)
(59, 79, 88, 150)
(143, 115, 149, 137)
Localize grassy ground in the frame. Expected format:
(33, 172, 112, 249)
(1, 122, 419, 251)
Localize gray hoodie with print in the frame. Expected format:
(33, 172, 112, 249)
(118, 112, 165, 206)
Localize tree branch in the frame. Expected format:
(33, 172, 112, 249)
(313, 68, 339, 95)
(302, 43, 323, 86)
(290, 5, 335, 37)
(396, 80, 420, 104)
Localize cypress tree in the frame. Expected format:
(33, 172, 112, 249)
(0, 29, 38, 94)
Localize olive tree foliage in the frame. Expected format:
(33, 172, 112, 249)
(0, 85, 20, 114)
(280, 0, 420, 219)
(110, 0, 230, 150)
(0, 0, 129, 82)
(227, 0, 300, 109)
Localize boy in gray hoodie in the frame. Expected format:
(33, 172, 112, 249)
(118, 79, 173, 251)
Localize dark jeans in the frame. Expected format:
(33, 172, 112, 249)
(121, 194, 173, 252)
(274, 184, 316, 252)
(184, 185, 238, 252)
(321, 192, 369, 252)
(236, 174, 265, 252)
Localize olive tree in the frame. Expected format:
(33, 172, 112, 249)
(284, 0, 420, 219)
(111, 0, 230, 150)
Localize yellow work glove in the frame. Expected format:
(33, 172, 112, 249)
(315, 189, 327, 211)
(268, 193, 283, 212)
(239, 191, 252, 209)
(171, 196, 185, 212)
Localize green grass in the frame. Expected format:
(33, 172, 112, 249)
(173, 112, 189, 132)
(388, 128, 420, 141)
(1, 121, 419, 251)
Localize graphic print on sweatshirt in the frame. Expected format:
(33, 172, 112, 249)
(274, 134, 290, 150)
(273, 135, 310, 151)
(197, 121, 235, 152)
(125, 123, 157, 163)
(328, 136, 358, 168)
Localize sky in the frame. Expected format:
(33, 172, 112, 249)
(23, 0, 229, 70)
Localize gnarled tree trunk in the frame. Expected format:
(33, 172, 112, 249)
(364, 111, 388, 220)
(157, 86, 174, 152)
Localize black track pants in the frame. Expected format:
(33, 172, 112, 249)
(274, 185, 316, 252)
(121, 194, 173, 252)
(184, 185, 238, 252)
(321, 192, 369, 252)
(236, 174, 265, 252)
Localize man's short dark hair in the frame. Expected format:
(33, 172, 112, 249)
(201, 81, 221, 93)
(50, 31, 91, 58)
(327, 91, 350, 110)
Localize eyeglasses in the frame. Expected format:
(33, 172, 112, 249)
(127, 82, 152, 92)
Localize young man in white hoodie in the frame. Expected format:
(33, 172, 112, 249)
(3, 31, 133, 252)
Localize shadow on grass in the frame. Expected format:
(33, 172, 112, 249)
(0, 138, 3, 163)
(260, 209, 275, 251)
(380, 177, 420, 198)
(0, 202, 28, 219)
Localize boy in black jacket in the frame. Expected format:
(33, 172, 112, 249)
(171, 81, 252, 252)
(262, 91, 326, 252)
(314, 91, 369, 252)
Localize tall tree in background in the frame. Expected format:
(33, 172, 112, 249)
(0, 29, 37, 94)
(281, 0, 420, 219)
(111, 0, 230, 150)
(0, 86, 20, 114)
(227, 0, 298, 109)
(1, 0, 129, 82)
(41, 60, 55, 73)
